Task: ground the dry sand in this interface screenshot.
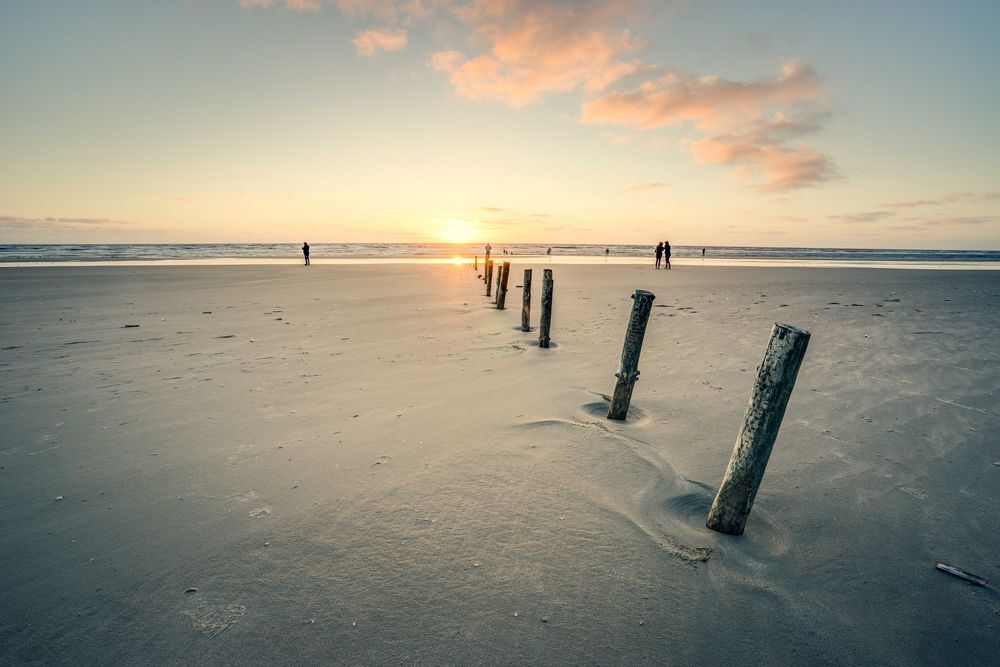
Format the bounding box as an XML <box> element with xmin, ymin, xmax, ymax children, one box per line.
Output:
<box><xmin>1</xmin><ymin>262</ymin><xmax>998</xmax><ymax>665</ymax></box>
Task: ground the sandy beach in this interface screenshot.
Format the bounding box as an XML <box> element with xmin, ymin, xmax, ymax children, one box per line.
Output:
<box><xmin>1</xmin><ymin>262</ymin><xmax>998</xmax><ymax>665</ymax></box>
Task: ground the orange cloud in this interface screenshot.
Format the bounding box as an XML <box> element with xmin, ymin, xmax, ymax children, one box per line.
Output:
<box><xmin>240</xmin><ymin>0</ymin><xmax>323</xmax><ymax>11</ymax></box>
<box><xmin>584</xmin><ymin>62</ymin><xmax>836</xmax><ymax>191</ymax></box>
<box><xmin>353</xmin><ymin>28</ymin><xmax>408</xmax><ymax>56</ymax></box>
<box><xmin>431</xmin><ymin>0</ymin><xmax>642</xmax><ymax>107</ymax></box>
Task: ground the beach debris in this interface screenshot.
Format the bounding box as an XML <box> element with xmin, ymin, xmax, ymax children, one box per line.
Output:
<box><xmin>184</xmin><ymin>588</ymin><xmax>198</xmax><ymax>594</ymax></box>
<box><xmin>249</xmin><ymin>338</ymin><xmax>255</xmax><ymax>343</ymax></box>
<box><xmin>936</xmin><ymin>562</ymin><xmax>989</xmax><ymax>587</ymax></box>
<box><xmin>513</xmin><ymin>612</ymin><xmax>519</xmax><ymax>617</ymax></box>
<box><xmin>202</xmin><ymin>311</ymin><xmax>212</xmax><ymax>314</ymax></box>
<box><xmin>55</xmin><ymin>496</ymin><xmax>64</xmax><ymax>501</ymax></box>
<box><xmin>541</xmin><ymin>616</ymin><xmax>550</xmax><ymax>623</ymax></box>
<box><xmin>991</xmin><ymin>461</ymin><xmax>1000</xmax><ymax>467</ymax></box>
<box><xmin>216</xmin><ymin>334</ymin><xmax>235</xmax><ymax>339</ymax></box>
<box><xmin>122</xmin><ymin>324</ymin><xmax>140</xmax><ymax>328</ymax></box>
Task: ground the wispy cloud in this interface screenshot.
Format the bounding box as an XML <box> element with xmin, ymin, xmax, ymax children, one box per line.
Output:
<box><xmin>920</xmin><ymin>216</ymin><xmax>995</xmax><ymax>226</ymax></box>
<box><xmin>240</xmin><ymin>0</ymin><xmax>322</xmax><ymax>11</ymax></box>
<box><xmin>880</xmin><ymin>191</ymin><xmax>1000</xmax><ymax>208</ymax></box>
<box><xmin>617</xmin><ymin>181</ymin><xmax>667</xmax><ymax>195</ymax></box>
<box><xmin>0</xmin><ymin>215</ymin><xmax>132</xmax><ymax>230</ymax></box>
<box><xmin>828</xmin><ymin>211</ymin><xmax>895</xmax><ymax>223</ymax></box>
<box><xmin>353</xmin><ymin>28</ymin><xmax>408</xmax><ymax>56</ymax></box>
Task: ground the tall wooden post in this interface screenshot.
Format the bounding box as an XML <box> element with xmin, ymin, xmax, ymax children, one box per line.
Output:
<box><xmin>607</xmin><ymin>290</ymin><xmax>655</xmax><ymax>420</ymax></box>
<box><xmin>485</xmin><ymin>261</ymin><xmax>493</xmax><ymax>297</ymax></box>
<box><xmin>496</xmin><ymin>262</ymin><xmax>511</xmax><ymax>309</ymax></box>
<box><xmin>538</xmin><ymin>269</ymin><xmax>553</xmax><ymax>348</ymax></box>
<box><xmin>495</xmin><ymin>264</ymin><xmax>503</xmax><ymax>304</ymax></box>
<box><xmin>521</xmin><ymin>269</ymin><xmax>532</xmax><ymax>331</ymax></box>
<box><xmin>484</xmin><ymin>252</ymin><xmax>491</xmax><ymax>283</ymax></box>
<box><xmin>706</xmin><ymin>323</ymin><xmax>811</xmax><ymax>535</ymax></box>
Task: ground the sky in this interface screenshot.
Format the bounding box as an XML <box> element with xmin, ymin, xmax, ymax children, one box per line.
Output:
<box><xmin>1</xmin><ymin>0</ymin><xmax>998</xmax><ymax>248</ymax></box>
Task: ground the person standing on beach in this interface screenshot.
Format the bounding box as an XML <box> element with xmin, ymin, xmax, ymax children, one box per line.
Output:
<box><xmin>302</xmin><ymin>241</ymin><xmax>310</xmax><ymax>266</ymax></box>
<box><xmin>664</xmin><ymin>241</ymin><xmax>672</xmax><ymax>269</ymax></box>
<box><xmin>485</xmin><ymin>242</ymin><xmax>492</xmax><ymax>256</ymax></box>
<box><xmin>546</xmin><ymin>247</ymin><xmax>551</xmax><ymax>255</ymax></box>
<box><xmin>655</xmin><ymin>241</ymin><xmax>663</xmax><ymax>269</ymax></box>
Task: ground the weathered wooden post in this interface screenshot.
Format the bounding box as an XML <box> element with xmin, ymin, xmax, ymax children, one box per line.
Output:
<box><xmin>496</xmin><ymin>262</ymin><xmax>511</xmax><ymax>309</ymax></box>
<box><xmin>607</xmin><ymin>290</ymin><xmax>655</xmax><ymax>420</ymax></box>
<box><xmin>474</xmin><ymin>255</ymin><xmax>478</xmax><ymax>271</ymax></box>
<box><xmin>495</xmin><ymin>264</ymin><xmax>503</xmax><ymax>304</ymax></box>
<box><xmin>538</xmin><ymin>269</ymin><xmax>553</xmax><ymax>348</ymax></box>
<box><xmin>706</xmin><ymin>323</ymin><xmax>811</xmax><ymax>535</ymax></box>
<box><xmin>484</xmin><ymin>252</ymin><xmax>491</xmax><ymax>283</ymax></box>
<box><xmin>520</xmin><ymin>269</ymin><xmax>532</xmax><ymax>331</ymax></box>
<box><xmin>485</xmin><ymin>261</ymin><xmax>493</xmax><ymax>297</ymax></box>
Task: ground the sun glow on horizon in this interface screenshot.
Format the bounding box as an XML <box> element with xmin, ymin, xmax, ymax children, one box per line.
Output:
<box><xmin>436</xmin><ymin>219</ymin><xmax>478</xmax><ymax>245</ymax></box>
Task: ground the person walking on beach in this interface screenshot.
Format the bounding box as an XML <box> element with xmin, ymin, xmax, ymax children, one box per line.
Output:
<box><xmin>302</xmin><ymin>241</ymin><xmax>310</xmax><ymax>266</ymax></box>
<box><xmin>655</xmin><ymin>241</ymin><xmax>663</xmax><ymax>269</ymax></box>
<box><xmin>664</xmin><ymin>241</ymin><xmax>672</xmax><ymax>269</ymax></box>
<box><xmin>546</xmin><ymin>247</ymin><xmax>551</xmax><ymax>255</ymax></box>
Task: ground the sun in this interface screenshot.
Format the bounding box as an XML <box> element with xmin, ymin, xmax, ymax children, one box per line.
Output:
<box><xmin>436</xmin><ymin>219</ymin><xmax>477</xmax><ymax>244</ymax></box>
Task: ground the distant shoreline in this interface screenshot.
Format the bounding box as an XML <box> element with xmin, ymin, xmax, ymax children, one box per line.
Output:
<box><xmin>2</xmin><ymin>256</ymin><xmax>999</xmax><ymax>270</ymax></box>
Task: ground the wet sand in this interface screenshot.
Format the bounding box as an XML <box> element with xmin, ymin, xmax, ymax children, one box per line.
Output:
<box><xmin>1</xmin><ymin>263</ymin><xmax>998</xmax><ymax>665</ymax></box>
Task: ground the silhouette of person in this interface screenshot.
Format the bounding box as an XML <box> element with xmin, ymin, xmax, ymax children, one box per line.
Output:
<box><xmin>302</xmin><ymin>241</ymin><xmax>310</xmax><ymax>266</ymax></box>
<box><xmin>655</xmin><ymin>242</ymin><xmax>663</xmax><ymax>269</ymax></box>
<box><xmin>485</xmin><ymin>243</ymin><xmax>492</xmax><ymax>255</ymax></box>
<box><xmin>664</xmin><ymin>241</ymin><xmax>672</xmax><ymax>269</ymax></box>
<box><xmin>605</xmin><ymin>248</ymin><xmax>610</xmax><ymax>257</ymax></box>
<box><xmin>702</xmin><ymin>247</ymin><xmax>706</xmax><ymax>257</ymax></box>
<box><xmin>546</xmin><ymin>247</ymin><xmax>551</xmax><ymax>255</ymax></box>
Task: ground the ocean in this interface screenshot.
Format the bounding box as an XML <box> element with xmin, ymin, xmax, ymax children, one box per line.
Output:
<box><xmin>1</xmin><ymin>243</ymin><xmax>999</xmax><ymax>267</ymax></box>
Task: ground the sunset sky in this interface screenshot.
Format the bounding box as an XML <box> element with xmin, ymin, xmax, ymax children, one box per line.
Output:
<box><xmin>1</xmin><ymin>1</ymin><xmax>998</xmax><ymax>248</ymax></box>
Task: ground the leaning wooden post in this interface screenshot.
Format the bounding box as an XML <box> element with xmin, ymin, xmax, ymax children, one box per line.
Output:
<box><xmin>520</xmin><ymin>269</ymin><xmax>532</xmax><ymax>331</ymax></box>
<box><xmin>607</xmin><ymin>290</ymin><xmax>655</xmax><ymax>420</ymax></box>
<box><xmin>485</xmin><ymin>261</ymin><xmax>493</xmax><ymax>297</ymax></box>
<box><xmin>496</xmin><ymin>262</ymin><xmax>511</xmax><ymax>309</ymax></box>
<box><xmin>706</xmin><ymin>323</ymin><xmax>811</xmax><ymax>535</ymax></box>
<box><xmin>495</xmin><ymin>264</ymin><xmax>503</xmax><ymax>304</ymax></box>
<box><xmin>538</xmin><ymin>269</ymin><xmax>553</xmax><ymax>348</ymax></box>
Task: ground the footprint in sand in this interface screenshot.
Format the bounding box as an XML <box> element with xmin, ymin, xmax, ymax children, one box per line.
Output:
<box><xmin>180</xmin><ymin>592</ymin><xmax>246</xmax><ymax>637</ymax></box>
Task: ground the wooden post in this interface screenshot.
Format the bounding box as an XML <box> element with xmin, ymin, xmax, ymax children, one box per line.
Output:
<box><xmin>495</xmin><ymin>264</ymin><xmax>503</xmax><ymax>304</ymax></box>
<box><xmin>474</xmin><ymin>255</ymin><xmax>478</xmax><ymax>271</ymax></box>
<box><xmin>521</xmin><ymin>269</ymin><xmax>532</xmax><ymax>331</ymax></box>
<box><xmin>538</xmin><ymin>269</ymin><xmax>553</xmax><ymax>348</ymax></box>
<box><xmin>496</xmin><ymin>262</ymin><xmax>511</xmax><ymax>309</ymax></box>
<box><xmin>484</xmin><ymin>252</ymin><xmax>491</xmax><ymax>283</ymax></box>
<box><xmin>706</xmin><ymin>323</ymin><xmax>811</xmax><ymax>535</ymax></box>
<box><xmin>607</xmin><ymin>290</ymin><xmax>655</xmax><ymax>420</ymax></box>
<box><xmin>485</xmin><ymin>261</ymin><xmax>493</xmax><ymax>297</ymax></box>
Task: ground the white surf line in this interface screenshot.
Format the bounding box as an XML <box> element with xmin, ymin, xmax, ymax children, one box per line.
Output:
<box><xmin>934</xmin><ymin>397</ymin><xmax>989</xmax><ymax>414</ymax></box>
<box><xmin>28</xmin><ymin>443</ymin><xmax>65</xmax><ymax>455</ymax></box>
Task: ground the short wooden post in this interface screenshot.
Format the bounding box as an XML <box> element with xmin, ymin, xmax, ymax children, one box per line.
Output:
<box><xmin>706</xmin><ymin>323</ymin><xmax>811</xmax><ymax>535</ymax></box>
<box><xmin>521</xmin><ymin>269</ymin><xmax>532</xmax><ymax>331</ymax></box>
<box><xmin>474</xmin><ymin>255</ymin><xmax>478</xmax><ymax>271</ymax></box>
<box><xmin>538</xmin><ymin>269</ymin><xmax>553</xmax><ymax>348</ymax></box>
<box><xmin>495</xmin><ymin>264</ymin><xmax>503</xmax><ymax>304</ymax></box>
<box><xmin>496</xmin><ymin>262</ymin><xmax>511</xmax><ymax>309</ymax></box>
<box><xmin>607</xmin><ymin>290</ymin><xmax>655</xmax><ymax>420</ymax></box>
<box><xmin>485</xmin><ymin>261</ymin><xmax>493</xmax><ymax>296</ymax></box>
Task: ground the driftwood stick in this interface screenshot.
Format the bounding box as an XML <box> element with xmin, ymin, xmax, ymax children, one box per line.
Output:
<box><xmin>496</xmin><ymin>262</ymin><xmax>511</xmax><ymax>309</ymax></box>
<box><xmin>607</xmin><ymin>290</ymin><xmax>655</xmax><ymax>420</ymax></box>
<box><xmin>521</xmin><ymin>268</ymin><xmax>532</xmax><ymax>331</ymax></box>
<box><xmin>538</xmin><ymin>269</ymin><xmax>553</xmax><ymax>348</ymax></box>
<box><xmin>485</xmin><ymin>261</ymin><xmax>493</xmax><ymax>297</ymax></box>
<box><xmin>706</xmin><ymin>323</ymin><xmax>811</xmax><ymax>535</ymax></box>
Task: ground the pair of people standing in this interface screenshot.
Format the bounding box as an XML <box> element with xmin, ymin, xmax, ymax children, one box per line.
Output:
<box><xmin>655</xmin><ymin>241</ymin><xmax>671</xmax><ymax>269</ymax></box>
